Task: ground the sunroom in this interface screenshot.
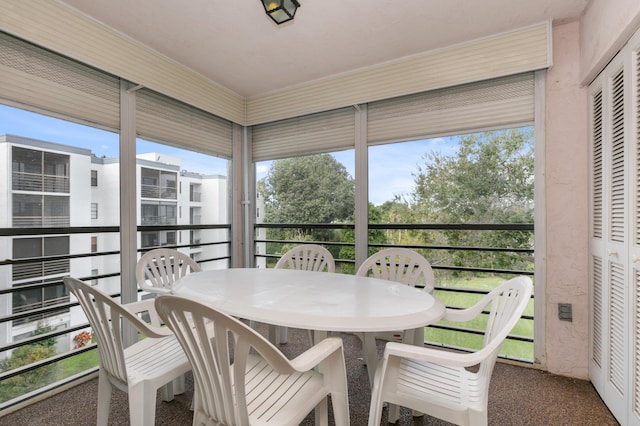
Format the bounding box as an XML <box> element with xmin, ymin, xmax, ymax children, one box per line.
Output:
<box><xmin>0</xmin><ymin>0</ymin><xmax>639</xmax><ymax>424</ymax></box>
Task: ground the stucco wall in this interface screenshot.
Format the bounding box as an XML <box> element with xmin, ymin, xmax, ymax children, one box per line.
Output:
<box><xmin>544</xmin><ymin>20</ymin><xmax>589</xmax><ymax>379</ymax></box>
<box><xmin>545</xmin><ymin>0</ymin><xmax>640</xmax><ymax>380</ymax></box>
<box><xmin>581</xmin><ymin>0</ymin><xmax>640</xmax><ymax>83</ymax></box>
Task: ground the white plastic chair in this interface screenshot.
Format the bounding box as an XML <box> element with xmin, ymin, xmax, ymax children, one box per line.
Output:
<box><xmin>275</xmin><ymin>243</ymin><xmax>336</xmax><ymax>273</ymax></box>
<box><xmin>357</xmin><ymin>247</ymin><xmax>435</xmax><ymax>292</ymax></box>
<box><xmin>356</xmin><ymin>248</ymin><xmax>436</xmax><ymax>380</ymax></box>
<box><xmin>368</xmin><ymin>275</ymin><xmax>533</xmax><ymax>426</ymax></box>
<box><xmin>63</xmin><ymin>277</ymin><xmax>191</xmax><ymax>426</ymax></box>
<box><xmin>136</xmin><ymin>248</ymin><xmax>201</xmax><ymax>295</ymax></box>
<box><xmin>155</xmin><ymin>294</ymin><xmax>350</xmax><ymax>426</ymax></box>
<box><xmin>271</xmin><ymin>244</ymin><xmax>335</xmax><ymax>344</ymax></box>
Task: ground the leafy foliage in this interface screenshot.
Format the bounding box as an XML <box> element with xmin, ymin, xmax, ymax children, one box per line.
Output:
<box><xmin>0</xmin><ymin>322</ymin><xmax>57</xmax><ymax>403</ymax></box>
<box><xmin>258</xmin><ymin>129</ymin><xmax>534</xmax><ymax>275</ymax></box>
<box><xmin>338</xmin><ymin>203</ymin><xmax>387</xmax><ymax>274</ymax></box>
<box><xmin>410</xmin><ymin>129</ymin><xmax>534</xmax><ymax>274</ymax></box>
<box><xmin>412</xmin><ymin>129</ymin><xmax>534</xmax><ymax>224</ymax></box>
<box><xmin>258</xmin><ymin>154</ymin><xmax>355</xmax><ymax>259</ymax></box>
<box><xmin>259</xmin><ymin>154</ymin><xmax>354</xmax><ymax>224</ymax></box>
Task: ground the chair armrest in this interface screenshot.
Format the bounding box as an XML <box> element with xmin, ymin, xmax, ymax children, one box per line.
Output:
<box><xmin>442</xmin><ymin>303</ymin><xmax>486</xmax><ymax>323</ymax></box>
<box><xmin>384</xmin><ymin>341</ymin><xmax>487</xmax><ymax>368</ymax></box>
<box><xmin>139</xmin><ymin>284</ymin><xmax>172</xmax><ymax>295</ymax></box>
<box><xmin>289</xmin><ymin>337</ymin><xmax>344</xmax><ymax>371</ymax></box>
<box><xmin>125</xmin><ymin>299</ymin><xmax>156</xmax><ymax>315</ymax></box>
<box><xmin>122</xmin><ymin>299</ymin><xmax>173</xmax><ymax>338</ymax></box>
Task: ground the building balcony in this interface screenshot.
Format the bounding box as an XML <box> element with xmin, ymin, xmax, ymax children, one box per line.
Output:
<box><xmin>140</xmin><ymin>184</ymin><xmax>177</xmax><ymax>199</ymax></box>
<box><xmin>140</xmin><ymin>216</ymin><xmax>177</xmax><ymax>226</ymax></box>
<box><xmin>12</xmin><ymin>259</ymin><xmax>70</xmax><ymax>281</ymax></box>
<box><xmin>12</xmin><ymin>172</ymin><xmax>70</xmax><ymax>193</ymax></box>
<box><xmin>12</xmin><ymin>216</ymin><xmax>70</xmax><ymax>228</ymax></box>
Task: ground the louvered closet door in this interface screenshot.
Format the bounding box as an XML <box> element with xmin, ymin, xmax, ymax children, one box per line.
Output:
<box><xmin>589</xmin><ymin>27</ymin><xmax>640</xmax><ymax>426</ymax></box>
<box><xmin>629</xmin><ymin>31</ymin><xmax>640</xmax><ymax>425</ymax></box>
<box><xmin>590</xmin><ymin>80</ymin><xmax>606</xmax><ymax>393</ymax></box>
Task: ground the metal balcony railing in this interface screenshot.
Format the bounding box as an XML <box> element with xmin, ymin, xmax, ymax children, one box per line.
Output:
<box><xmin>140</xmin><ymin>184</ymin><xmax>177</xmax><ymax>199</ymax></box>
<box><xmin>0</xmin><ymin>223</ymin><xmax>231</xmax><ymax>410</ymax></box>
<box><xmin>12</xmin><ymin>172</ymin><xmax>70</xmax><ymax>193</ymax></box>
<box><xmin>254</xmin><ymin>222</ymin><xmax>535</xmax><ymax>364</ymax></box>
<box><xmin>12</xmin><ymin>216</ymin><xmax>70</xmax><ymax>228</ymax></box>
<box><xmin>0</xmin><ymin>221</ymin><xmax>533</xmax><ymax>410</ymax></box>
<box><xmin>140</xmin><ymin>215</ymin><xmax>177</xmax><ymax>225</ymax></box>
<box><xmin>12</xmin><ymin>259</ymin><xmax>70</xmax><ymax>281</ymax></box>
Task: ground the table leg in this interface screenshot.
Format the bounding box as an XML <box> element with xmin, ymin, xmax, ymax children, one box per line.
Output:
<box><xmin>363</xmin><ymin>332</ymin><xmax>379</xmax><ymax>388</ymax></box>
<box><xmin>278</xmin><ymin>325</ymin><xmax>288</xmax><ymax>344</ymax></box>
<box><xmin>312</xmin><ymin>330</ymin><xmax>328</xmax><ymax>345</ymax></box>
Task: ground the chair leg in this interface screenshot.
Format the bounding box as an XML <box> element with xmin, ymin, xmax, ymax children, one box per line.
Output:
<box><xmin>314</xmin><ymin>397</ymin><xmax>328</xmax><ymax>426</ymax></box>
<box><xmin>173</xmin><ymin>374</ymin><xmax>186</xmax><ymax>394</ymax></box>
<box><xmin>128</xmin><ymin>382</ymin><xmax>157</xmax><ymax>426</ymax></box>
<box><xmin>367</xmin><ymin>386</ymin><xmax>384</xmax><ymax>426</ymax></box>
<box><xmin>160</xmin><ymin>374</ymin><xmax>186</xmax><ymax>401</ymax></box>
<box><xmin>467</xmin><ymin>408</ymin><xmax>488</xmax><ymax>426</ymax></box>
<box><xmin>160</xmin><ymin>381</ymin><xmax>175</xmax><ymax>402</ymax></box>
<box><xmin>388</xmin><ymin>403</ymin><xmax>401</xmax><ymax>424</ymax></box>
<box><xmin>330</xmin><ymin>390</ymin><xmax>350</xmax><ymax>426</ymax></box>
<box><xmin>96</xmin><ymin>371</ymin><xmax>112</xmax><ymax>426</ymax></box>
<box><xmin>278</xmin><ymin>326</ymin><xmax>288</xmax><ymax>344</ymax></box>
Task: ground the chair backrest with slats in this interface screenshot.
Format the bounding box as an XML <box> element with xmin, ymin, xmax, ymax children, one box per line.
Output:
<box><xmin>275</xmin><ymin>244</ymin><xmax>335</xmax><ymax>272</ymax></box>
<box><xmin>357</xmin><ymin>247</ymin><xmax>435</xmax><ymax>292</ymax></box>
<box><xmin>64</xmin><ymin>277</ymin><xmax>137</xmax><ymax>388</ymax></box>
<box><xmin>155</xmin><ymin>295</ymin><xmax>298</xmax><ymax>425</ymax></box>
<box><xmin>473</xmin><ymin>276</ymin><xmax>533</xmax><ymax>378</ymax></box>
<box><xmin>136</xmin><ymin>248</ymin><xmax>201</xmax><ymax>294</ymax></box>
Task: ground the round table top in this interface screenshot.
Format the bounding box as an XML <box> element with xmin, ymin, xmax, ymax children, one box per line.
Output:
<box><xmin>171</xmin><ymin>268</ymin><xmax>445</xmax><ymax>332</ymax></box>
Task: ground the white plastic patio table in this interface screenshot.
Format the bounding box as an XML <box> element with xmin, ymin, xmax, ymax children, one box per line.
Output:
<box><xmin>171</xmin><ymin>268</ymin><xmax>445</xmax><ymax>385</ymax></box>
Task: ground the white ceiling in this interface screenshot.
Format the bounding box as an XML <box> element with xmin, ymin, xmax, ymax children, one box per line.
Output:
<box><xmin>58</xmin><ymin>0</ymin><xmax>589</xmax><ymax>98</ymax></box>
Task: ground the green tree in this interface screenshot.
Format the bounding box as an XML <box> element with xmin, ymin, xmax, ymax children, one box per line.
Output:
<box><xmin>258</xmin><ymin>154</ymin><xmax>355</xmax><ymax>260</ymax></box>
<box><xmin>338</xmin><ymin>203</ymin><xmax>388</xmax><ymax>274</ymax></box>
<box><xmin>411</xmin><ymin>129</ymin><xmax>534</xmax><ymax>273</ymax></box>
<box><xmin>259</xmin><ymin>154</ymin><xmax>354</xmax><ymax>224</ymax></box>
<box><xmin>0</xmin><ymin>322</ymin><xmax>57</xmax><ymax>403</ymax></box>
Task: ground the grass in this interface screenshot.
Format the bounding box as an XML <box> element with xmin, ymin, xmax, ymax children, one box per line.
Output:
<box><xmin>56</xmin><ymin>348</ymin><xmax>99</xmax><ymax>377</ymax></box>
<box><xmin>0</xmin><ymin>348</ymin><xmax>100</xmax><ymax>404</ymax></box>
<box><xmin>424</xmin><ymin>275</ymin><xmax>534</xmax><ymax>361</ymax></box>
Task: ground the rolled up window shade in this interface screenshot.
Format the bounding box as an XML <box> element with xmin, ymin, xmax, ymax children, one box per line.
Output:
<box><xmin>252</xmin><ymin>106</ymin><xmax>355</xmax><ymax>162</ymax></box>
<box><xmin>0</xmin><ymin>31</ymin><xmax>120</xmax><ymax>130</ymax></box>
<box><xmin>136</xmin><ymin>88</ymin><xmax>233</xmax><ymax>159</ymax></box>
<box><xmin>367</xmin><ymin>72</ymin><xmax>534</xmax><ymax>145</ymax></box>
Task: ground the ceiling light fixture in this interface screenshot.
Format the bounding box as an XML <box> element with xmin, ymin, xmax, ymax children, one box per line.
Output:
<box><xmin>261</xmin><ymin>0</ymin><xmax>300</xmax><ymax>25</ymax></box>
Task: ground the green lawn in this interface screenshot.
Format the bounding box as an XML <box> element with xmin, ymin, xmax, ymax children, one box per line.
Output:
<box><xmin>424</xmin><ymin>275</ymin><xmax>534</xmax><ymax>361</ymax></box>
<box><xmin>55</xmin><ymin>347</ymin><xmax>100</xmax><ymax>377</ymax></box>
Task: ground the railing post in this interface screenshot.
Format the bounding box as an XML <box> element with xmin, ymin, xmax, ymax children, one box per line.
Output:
<box><xmin>119</xmin><ymin>79</ymin><xmax>139</xmax><ymax>348</ymax></box>
<box><xmin>354</xmin><ymin>104</ymin><xmax>368</xmax><ymax>268</ymax></box>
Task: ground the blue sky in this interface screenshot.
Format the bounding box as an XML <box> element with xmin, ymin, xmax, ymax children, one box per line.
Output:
<box><xmin>255</xmin><ymin>137</ymin><xmax>455</xmax><ymax>205</ymax></box>
<box><xmin>1</xmin><ymin>104</ymin><xmax>454</xmax><ymax>205</ymax></box>
<box><xmin>0</xmin><ymin>104</ymin><xmax>229</xmax><ymax>176</ymax></box>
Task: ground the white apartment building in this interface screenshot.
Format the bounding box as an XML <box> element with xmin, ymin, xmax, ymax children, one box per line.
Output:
<box><xmin>0</xmin><ymin>133</ymin><xmax>229</xmax><ymax>355</ymax></box>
